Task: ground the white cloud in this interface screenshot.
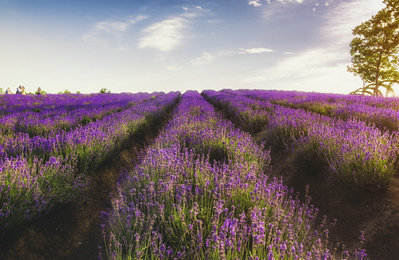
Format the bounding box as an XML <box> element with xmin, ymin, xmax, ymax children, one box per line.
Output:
<box><xmin>92</xmin><ymin>15</ymin><xmax>147</xmax><ymax>34</ymax></box>
<box><xmin>182</xmin><ymin>12</ymin><xmax>200</xmax><ymax>18</ymax></box>
<box><xmin>138</xmin><ymin>17</ymin><xmax>186</xmax><ymax>52</ymax></box>
<box><xmin>244</xmin><ymin>62</ymin><xmax>362</xmax><ymax>94</ymax></box>
<box><xmin>283</xmin><ymin>51</ymin><xmax>294</xmax><ymax>55</ymax></box>
<box><xmin>322</xmin><ymin>0</ymin><xmax>384</xmax><ymax>46</ymax></box>
<box><xmin>259</xmin><ymin>48</ymin><xmax>347</xmax><ymax>81</ymax></box>
<box><xmin>249</xmin><ymin>0</ymin><xmax>263</xmax><ymax>7</ymax></box>
<box><xmin>252</xmin><ymin>0</ymin><xmax>304</xmax><ymax>5</ymax></box>
<box><xmin>261</xmin><ymin>0</ymin><xmax>307</xmax><ymax>18</ymax></box>
<box><xmin>246</xmin><ymin>0</ymin><xmax>384</xmax><ymax>93</ymax></box>
<box><xmin>242</xmin><ymin>47</ymin><xmax>362</xmax><ymax>93</ymax></box>
<box><xmin>128</xmin><ymin>15</ymin><xmax>148</xmax><ymax>24</ymax></box>
<box><xmin>82</xmin><ymin>15</ymin><xmax>148</xmax><ymax>46</ymax></box>
<box><xmin>239</xmin><ymin>47</ymin><xmax>273</xmax><ymax>54</ymax></box>
<box><xmin>190</xmin><ymin>52</ymin><xmax>215</xmax><ymax>65</ymax></box>
<box><xmin>138</xmin><ymin>5</ymin><xmax>208</xmax><ymax>52</ymax></box>
<box><xmin>250</xmin><ymin>0</ymin><xmax>306</xmax><ymax>7</ymax></box>
<box><xmin>181</xmin><ymin>5</ymin><xmax>208</xmax><ymax>18</ymax></box>
<box><xmin>276</xmin><ymin>0</ymin><xmax>304</xmax><ymax>4</ymax></box>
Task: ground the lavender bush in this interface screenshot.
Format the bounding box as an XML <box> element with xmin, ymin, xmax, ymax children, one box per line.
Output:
<box><xmin>203</xmin><ymin>90</ymin><xmax>398</xmax><ymax>191</ymax></box>
<box><xmin>245</xmin><ymin>90</ymin><xmax>399</xmax><ymax>132</ymax></box>
<box><xmin>0</xmin><ymin>92</ymin><xmax>180</xmax><ymax>232</ymax></box>
<box><xmin>102</xmin><ymin>91</ymin><xmax>366</xmax><ymax>259</ymax></box>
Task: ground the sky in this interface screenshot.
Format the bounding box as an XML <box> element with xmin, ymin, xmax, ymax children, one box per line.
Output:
<box><xmin>0</xmin><ymin>0</ymin><xmax>385</xmax><ymax>94</ymax></box>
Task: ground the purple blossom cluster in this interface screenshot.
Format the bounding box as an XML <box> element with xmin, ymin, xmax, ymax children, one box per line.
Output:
<box><xmin>0</xmin><ymin>155</ymin><xmax>84</xmax><ymax>229</ymax></box>
<box><xmin>0</xmin><ymin>92</ymin><xmax>180</xmax><ymax>232</ymax></box>
<box><xmin>203</xmin><ymin>90</ymin><xmax>398</xmax><ymax>191</ymax></box>
<box><xmin>102</xmin><ymin>91</ymin><xmax>365</xmax><ymax>259</ymax></box>
<box><xmin>239</xmin><ymin>89</ymin><xmax>399</xmax><ymax>110</ymax></box>
<box><xmin>0</xmin><ymin>93</ymin><xmax>159</xmax><ymax>136</ymax></box>
<box><xmin>0</xmin><ymin>92</ymin><xmax>158</xmax><ymax>115</ymax></box>
<box><xmin>202</xmin><ymin>90</ymin><xmax>273</xmax><ymax>134</ymax></box>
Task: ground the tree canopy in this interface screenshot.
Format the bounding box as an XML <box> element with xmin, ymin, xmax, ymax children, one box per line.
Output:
<box><xmin>100</xmin><ymin>88</ymin><xmax>111</xmax><ymax>94</ymax></box>
<box><xmin>348</xmin><ymin>0</ymin><xmax>399</xmax><ymax>96</ymax></box>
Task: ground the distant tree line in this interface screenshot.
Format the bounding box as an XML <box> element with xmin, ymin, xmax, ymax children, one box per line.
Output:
<box><xmin>0</xmin><ymin>86</ymin><xmax>45</xmax><ymax>95</ymax></box>
<box><xmin>1</xmin><ymin>87</ymin><xmax>112</xmax><ymax>95</ymax></box>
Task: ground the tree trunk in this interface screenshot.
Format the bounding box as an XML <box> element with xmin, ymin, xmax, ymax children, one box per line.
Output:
<box><xmin>374</xmin><ymin>50</ymin><xmax>383</xmax><ymax>97</ymax></box>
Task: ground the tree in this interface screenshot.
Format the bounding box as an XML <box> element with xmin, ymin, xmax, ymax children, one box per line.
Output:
<box><xmin>58</xmin><ymin>89</ymin><xmax>71</xmax><ymax>94</ymax></box>
<box><xmin>348</xmin><ymin>0</ymin><xmax>399</xmax><ymax>96</ymax></box>
<box><xmin>99</xmin><ymin>88</ymin><xmax>111</xmax><ymax>93</ymax></box>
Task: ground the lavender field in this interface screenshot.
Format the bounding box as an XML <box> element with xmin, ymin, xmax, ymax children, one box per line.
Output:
<box><xmin>1</xmin><ymin>90</ymin><xmax>399</xmax><ymax>259</ymax></box>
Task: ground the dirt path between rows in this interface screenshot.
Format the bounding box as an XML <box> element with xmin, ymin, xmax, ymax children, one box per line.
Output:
<box><xmin>0</xmin><ymin>110</ymin><xmax>175</xmax><ymax>260</ymax></box>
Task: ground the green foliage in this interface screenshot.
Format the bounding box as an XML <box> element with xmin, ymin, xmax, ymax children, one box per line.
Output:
<box><xmin>100</xmin><ymin>88</ymin><xmax>111</xmax><ymax>94</ymax></box>
<box><xmin>35</xmin><ymin>90</ymin><xmax>46</xmax><ymax>95</ymax></box>
<box><xmin>348</xmin><ymin>0</ymin><xmax>399</xmax><ymax>96</ymax></box>
<box><xmin>58</xmin><ymin>89</ymin><xmax>71</xmax><ymax>94</ymax></box>
<box><xmin>0</xmin><ymin>88</ymin><xmax>3</xmax><ymax>94</ymax></box>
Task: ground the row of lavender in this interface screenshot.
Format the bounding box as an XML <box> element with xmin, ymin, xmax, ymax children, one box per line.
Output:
<box><xmin>0</xmin><ymin>93</ymin><xmax>159</xmax><ymax>136</ymax></box>
<box><xmin>101</xmin><ymin>91</ymin><xmax>365</xmax><ymax>259</ymax></box>
<box><xmin>0</xmin><ymin>92</ymin><xmax>154</xmax><ymax>114</ymax></box>
<box><xmin>243</xmin><ymin>90</ymin><xmax>399</xmax><ymax>110</ymax></box>
<box><xmin>0</xmin><ymin>92</ymin><xmax>180</xmax><ymax>232</ymax></box>
<box><xmin>203</xmin><ymin>90</ymin><xmax>398</xmax><ymax>192</ymax></box>
<box><xmin>242</xmin><ymin>89</ymin><xmax>399</xmax><ymax>132</ymax></box>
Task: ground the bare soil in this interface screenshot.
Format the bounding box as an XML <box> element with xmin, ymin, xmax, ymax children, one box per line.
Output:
<box><xmin>0</xmin><ymin>111</ymin><xmax>174</xmax><ymax>260</ymax></box>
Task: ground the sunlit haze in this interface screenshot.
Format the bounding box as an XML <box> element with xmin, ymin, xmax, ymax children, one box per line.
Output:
<box><xmin>0</xmin><ymin>0</ymin><xmax>385</xmax><ymax>94</ymax></box>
